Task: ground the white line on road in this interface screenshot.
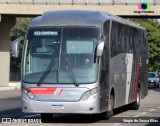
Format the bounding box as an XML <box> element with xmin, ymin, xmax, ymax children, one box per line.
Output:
<box><xmin>139</xmin><ymin>112</ymin><xmax>147</xmax><ymax>115</ymax></box>
<box><xmin>133</xmin><ymin>114</ymin><xmax>140</xmax><ymax>117</ymax></box>
<box><xmin>111</xmin><ymin>123</ymin><xmax>122</xmax><ymax>126</ymax></box>
<box><xmin>157</xmin><ymin>106</ymin><xmax>160</xmax><ymax>109</ymax></box>
<box><xmin>149</xmin><ymin>109</ymin><xmax>156</xmax><ymax>112</ymax></box>
<box><xmin>134</xmin><ymin>111</ymin><xmax>148</xmax><ymax>117</ymax></box>
<box><xmin>21</xmin><ymin>114</ymin><xmax>40</xmax><ymax>119</ymax></box>
<box><xmin>115</xmin><ymin>124</ymin><xmax>121</xmax><ymax>126</ymax></box>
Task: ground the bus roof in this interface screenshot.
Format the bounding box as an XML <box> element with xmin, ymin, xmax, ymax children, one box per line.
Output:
<box><xmin>29</xmin><ymin>10</ymin><xmax>145</xmax><ymax>30</ymax></box>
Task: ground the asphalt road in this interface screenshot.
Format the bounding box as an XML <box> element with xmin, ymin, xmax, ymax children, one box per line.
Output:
<box><xmin>0</xmin><ymin>88</ymin><xmax>160</xmax><ymax>126</ymax></box>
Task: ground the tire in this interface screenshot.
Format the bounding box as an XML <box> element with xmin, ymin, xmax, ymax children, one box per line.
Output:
<box><xmin>41</xmin><ymin>113</ymin><xmax>53</xmax><ymax>123</ymax></box>
<box><xmin>157</xmin><ymin>83</ymin><xmax>159</xmax><ymax>88</ymax></box>
<box><xmin>131</xmin><ymin>88</ymin><xmax>140</xmax><ymax>110</ymax></box>
<box><xmin>101</xmin><ymin>94</ymin><xmax>114</xmax><ymax>119</ymax></box>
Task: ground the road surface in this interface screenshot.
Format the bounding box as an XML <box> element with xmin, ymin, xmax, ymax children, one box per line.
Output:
<box><xmin>0</xmin><ymin>88</ymin><xmax>160</xmax><ymax>126</ymax></box>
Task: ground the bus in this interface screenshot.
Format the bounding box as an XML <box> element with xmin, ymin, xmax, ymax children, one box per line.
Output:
<box><xmin>12</xmin><ymin>10</ymin><xmax>148</xmax><ymax>120</ymax></box>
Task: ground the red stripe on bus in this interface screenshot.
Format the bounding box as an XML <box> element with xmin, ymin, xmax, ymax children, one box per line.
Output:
<box><xmin>59</xmin><ymin>88</ymin><xmax>64</xmax><ymax>94</ymax></box>
<box><xmin>28</xmin><ymin>87</ymin><xmax>57</xmax><ymax>94</ymax></box>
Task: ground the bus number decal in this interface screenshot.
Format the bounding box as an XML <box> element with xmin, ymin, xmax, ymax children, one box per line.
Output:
<box><xmin>69</xmin><ymin>92</ymin><xmax>81</xmax><ymax>96</ymax></box>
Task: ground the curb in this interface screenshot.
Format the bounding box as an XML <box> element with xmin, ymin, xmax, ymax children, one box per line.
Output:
<box><xmin>0</xmin><ymin>82</ymin><xmax>21</xmax><ymax>91</ymax></box>
<box><xmin>0</xmin><ymin>86</ymin><xmax>16</xmax><ymax>91</ymax></box>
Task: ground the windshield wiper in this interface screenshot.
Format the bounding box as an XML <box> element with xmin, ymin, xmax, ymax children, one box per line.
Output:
<box><xmin>65</xmin><ymin>58</ymin><xmax>79</xmax><ymax>87</ymax></box>
<box><xmin>37</xmin><ymin>53</ymin><xmax>56</xmax><ymax>86</ymax></box>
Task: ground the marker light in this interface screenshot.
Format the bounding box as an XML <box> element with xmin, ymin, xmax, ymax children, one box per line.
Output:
<box><xmin>22</xmin><ymin>88</ymin><xmax>36</xmax><ymax>100</ymax></box>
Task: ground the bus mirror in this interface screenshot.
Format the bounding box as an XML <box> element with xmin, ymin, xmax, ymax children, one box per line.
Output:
<box><xmin>12</xmin><ymin>36</ymin><xmax>25</xmax><ymax>58</ymax></box>
<box><xmin>96</xmin><ymin>41</ymin><xmax>104</xmax><ymax>57</ymax></box>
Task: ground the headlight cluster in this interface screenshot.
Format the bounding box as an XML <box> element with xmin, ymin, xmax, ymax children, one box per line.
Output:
<box><xmin>150</xmin><ymin>79</ymin><xmax>159</xmax><ymax>83</ymax></box>
<box><xmin>80</xmin><ymin>87</ymin><xmax>98</xmax><ymax>101</ymax></box>
<box><xmin>22</xmin><ymin>88</ymin><xmax>36</xmax><ymax>100</ymax></box>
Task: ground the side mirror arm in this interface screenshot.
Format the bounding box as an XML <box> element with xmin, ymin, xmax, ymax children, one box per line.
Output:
<box><xmin>12</xmin><ymin>36</ymin><xmax>25</xmax><ymax>58</ymax></box>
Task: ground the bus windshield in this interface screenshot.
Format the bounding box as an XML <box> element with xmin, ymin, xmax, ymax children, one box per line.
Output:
<box><xmin>23</xmin><ymin>27</ymin><xmax>100</xmax><ymax>84</ymax></box>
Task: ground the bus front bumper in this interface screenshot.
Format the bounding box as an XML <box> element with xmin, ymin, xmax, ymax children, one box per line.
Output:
<box><xmin>22</xmin><ymin>92</ymin><xmax>101</xmax><ymax>114</ymax></box>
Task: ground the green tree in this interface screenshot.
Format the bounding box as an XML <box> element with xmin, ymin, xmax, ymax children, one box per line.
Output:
<box><xmin>10</xmin><ymin>18</ymin><xmax>31</xmax><ymax>71</ymax></box>
<box><xmin>131</xmin><ymin>19</ymin><xmax>160</xmax><ymax>72</ymax></box>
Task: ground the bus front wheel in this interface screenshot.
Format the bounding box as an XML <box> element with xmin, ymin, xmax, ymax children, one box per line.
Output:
<box><xmin>107</xmin><ymin>95</ymin><xmax>114</xmax><ymax>118</ymax></box>
<box><xmin>101</xmin><ymin>94</ymin><xmax>114</xmax><ymax>119</ymax></box>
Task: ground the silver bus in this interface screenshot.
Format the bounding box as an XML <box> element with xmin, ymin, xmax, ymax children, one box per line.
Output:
<box><xmin>12</xmin><ymin>10</ymin><xmax>148</xmax><ymax>120</ymax></box>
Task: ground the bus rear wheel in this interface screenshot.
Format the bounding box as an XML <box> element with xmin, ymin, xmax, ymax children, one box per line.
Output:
<box><xmin>131</xmin><ymin>88</ymin><xmax>140</xmax><ymax>110</ymax></box>
<box><xmin>41</xmin><ymin>113</ymin><xmax>53</xmax><ymax>122</ymax></box>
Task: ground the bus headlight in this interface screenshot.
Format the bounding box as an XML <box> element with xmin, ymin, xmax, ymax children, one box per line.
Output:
<box><xmin>80</xmin><ymin>87</ymin><xmax>98</xmax><ymax>101</ymax></box>
<box><xmin>22</xmin><ymin>88</ymin><xmax>36</xmax><ymax>100</ymax></box>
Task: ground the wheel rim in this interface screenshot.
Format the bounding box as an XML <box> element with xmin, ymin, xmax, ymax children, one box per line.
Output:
<box><xmin>109</xmin><ymin>96</ymin><xmax>113</xmax><ymax>111</ymax></box>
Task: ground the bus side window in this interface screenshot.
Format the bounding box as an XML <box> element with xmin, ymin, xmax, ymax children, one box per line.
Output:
<box><xmin>111</xmin><ymin>22</ymin><xmax>117</xmax><ymax>57</ymax></box>
<box><xmin>111</xmin><ymin>22</ymin><xmax>123</xmax><ymax>56</ymax></box>
<box><xmin>103</xmin><ymin>21</ymin><xmax>110</xmax><ymax>72</ymax></box>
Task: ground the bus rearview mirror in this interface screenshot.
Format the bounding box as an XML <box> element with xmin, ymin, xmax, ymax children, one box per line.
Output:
<box><xmin>96</xmin><ymin>41</ymin><xmax>104</xmax><ymax>57</ymax></box>
<box><xmin>12</xmin><ymin>36</ymin><xmax>25</xmax><ymax>58</ymax></box>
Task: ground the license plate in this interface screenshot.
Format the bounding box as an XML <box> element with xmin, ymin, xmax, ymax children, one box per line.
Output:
<box><xmin>51</xmin><ymin>105</ymin><xmax>64</xmax><ymax>110</ymax></box>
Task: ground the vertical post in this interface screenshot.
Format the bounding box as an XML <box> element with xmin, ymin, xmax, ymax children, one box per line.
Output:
<box><xmin>0</xmin><ymin>16</ymin><xmax>16</xmax><ymax>87</ymax></box>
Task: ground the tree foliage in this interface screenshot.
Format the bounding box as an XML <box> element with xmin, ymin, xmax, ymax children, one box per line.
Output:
<box><xmin>131</xmin><ymin>19</ymin><xmax>160</xmax><ymax>72</ymax></box>
<box><xmin>10</xmin><ymin>18</ymin><xmax>31</xmax><ymax>71</ymax></box>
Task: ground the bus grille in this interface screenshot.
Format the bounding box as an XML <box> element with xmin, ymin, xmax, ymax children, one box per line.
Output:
<box><xmin>35</xmin><ymin>98</ymin><xmax>78</xmax><ymax>102</ymax></box>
